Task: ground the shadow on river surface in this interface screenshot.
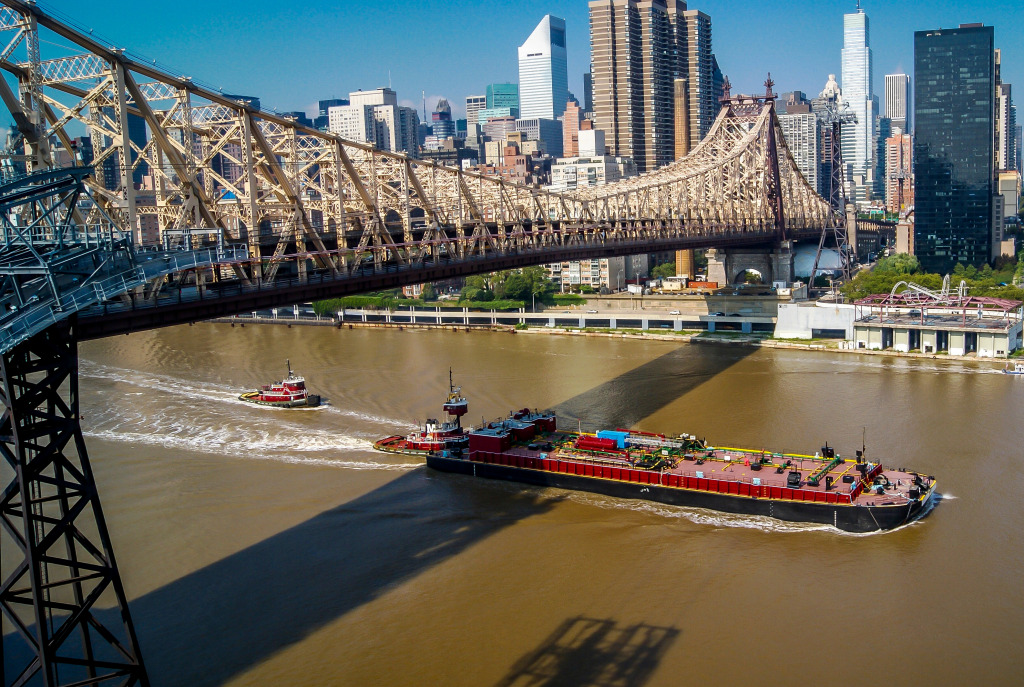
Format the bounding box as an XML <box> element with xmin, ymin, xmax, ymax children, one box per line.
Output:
<box><xmin>493</xmin><ymin>616</ymin><xmax>680</xmax><ymax>687</ymax></box>
<box><xmin>136</xmin><ymin>343</ymin><xmax>749</xmax><ymax>684</ymax></box>
<box><xmin>552</xmin><ymin>342</ymin><xmax>755</xmax><ymax>430</ymax></box>
<box><xmin>1</xmin><ymin>343</ymin><xmax>750</xmax><ymax>685</ymax></box>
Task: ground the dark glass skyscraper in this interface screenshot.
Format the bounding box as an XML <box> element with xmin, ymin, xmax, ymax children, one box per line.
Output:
<box><xmin>913</xmin><ymin>25</ymin><xmax>995</xmax><ymax>273</ymax></box>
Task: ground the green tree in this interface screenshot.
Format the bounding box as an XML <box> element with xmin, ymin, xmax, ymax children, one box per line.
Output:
<box><xmin>651</xmin><ymin>262</ymin><xmax>676</xmax><ymax>280</ymax></box>
<box><xmin>460</xmin><ymin>286</ymin><xmax>487</xmax><ymax>302</ymax></box>
<box><xmin>465</xmin><ymin>275</ymin><xmax>487</xmax><ymax>290</ymax></box>
<box><xmin>874</xmin><ymin>253</ymin><xmax>920</xmax><ymax>274</ymax></box>
<box><xmin>503</xmin><ymin>273</ymin><xmax>531</xmax><ymax>301</ymax></box>
<box><xmin>489</xmin><ymin>270</ymin><xmax>512</xmax><ymax>299</ymax></box>
<box><xmin>421</xmin><ymin>283</ymin><xmax>437</xmax><ymax>301</ymax></box>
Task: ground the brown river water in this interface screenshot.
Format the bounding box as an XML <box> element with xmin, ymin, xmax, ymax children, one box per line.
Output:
<box><xmin>73</xmin><ymin>323</ymin><xmax>1023</xmax><ymax>686</ymax></box>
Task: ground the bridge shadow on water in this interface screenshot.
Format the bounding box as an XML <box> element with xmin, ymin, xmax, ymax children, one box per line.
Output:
<box><xmin>552</xmin><ymin>342</ymin><xmax>756</xmax><ymax>432</ymax></box>
<box><xmin>127</xmin><ymin>472</ymin><xmax>563</xmax><ymax>685</ymax></box>
<box><xmin>493</xmin><ymin>616</ymin><xmax>680</xmax><ymax>687</ymax></box>
<box><xmin>25</xmin><ymin>342</ymin><xmax>749</xmax><ymax>685</ymax></box>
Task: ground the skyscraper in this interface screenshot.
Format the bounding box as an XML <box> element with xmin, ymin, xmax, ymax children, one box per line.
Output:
<box><xmin>841</xmin><ymin>4</ymin><xmax>876</xmax><ymax>208</ymax></box>
<box><xmin>315</xmin><ymin>98</ymin><xmax>348</xmax><ymax>130</ymax></box>
<box><xmin>995</xmin><ymin>82</ymin><xmax>1014</xmax><ymax>171</ymax></box>
<box><xmin>872</xmin><ymin>116</ymin><xmax>891</xmax><ymax>203</ymax></box>
<box><xmin>681</xmin><ymin>9</ymin><xmax>715</xmax><ymax>151</ymax></box>
<box><xmin>885</xmin><ymin>133</ymin><xmax>913</xmax><ymax>214</ymax></box>
<box><xmin>465</xmin><ymin>96</ymin><xmax>486</xmax><ymax>131</ymax></box>
<box><xmin>884</xmin><ymin>73</ymin><xmax>910</xmax><ymax>134</ymax></box>
<box><xmin>486</xmin><ymin>83</ymin><xmax>519</xmax><ymax>110</ymax></box>
<box><xmin>563</xmin><ymin>100</ymin><xmax>584</xmax><ymax>157</ymax></box>
<box><xmin>329</xmin><ymin>88</ymin><xmax>418</xmax><ymax>153</ymax></box>
<box><xmin>583</xmin><ymin>72</ymin><xmax>594</xmax><ymax>114</ymax></box>
<box><xmin>589</xmin><ymin>0</ymin><xmax>715</xmax><ymax>172</ymax></box>
<box><xmin>518</xmin><ymin>15</ymin><xmax>569</xmax><ymax>121</ymax></box>
<box><xmin>778</xmin><ymin>111</ymin><xmax>819</xmax><ymax>191</ymax></box>
<box><xmin>431</xmin><ymin>99</ymin><xmax>455</xmax><ymax>141</ymax></box>
<box><xmin>914</xmin><ymin>24</ymin><xmax>995</xmax><ymax>272</ymax></box>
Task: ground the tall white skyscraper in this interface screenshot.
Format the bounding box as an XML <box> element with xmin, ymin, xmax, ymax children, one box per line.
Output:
<box><xmin>841</xmin><ymin>4</ymin><xmax>875</xmax><ymax>207</ymax></box>
<box><xmin>884</xmin><ymin>73</ymin><xmax>910</xmax><ymax>134</ymax></box>
<box><xmin>518</xmin><ymin>15</ymin><xmax>569</xmax><ymax>121</ymax></box>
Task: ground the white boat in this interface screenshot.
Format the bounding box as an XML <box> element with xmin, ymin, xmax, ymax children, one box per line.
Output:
<box><xmin>1002</xmin><ymin>362</ymin><xmax>1024</xmax><ymax>375</ymax></box>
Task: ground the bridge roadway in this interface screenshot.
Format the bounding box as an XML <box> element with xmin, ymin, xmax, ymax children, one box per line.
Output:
<box><xmin>76</xmin><ymin>225</ymin><xmax>821</xmax><ymax>342</ymax></box>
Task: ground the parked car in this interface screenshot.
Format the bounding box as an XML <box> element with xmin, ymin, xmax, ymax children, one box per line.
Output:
<box><xmin>669</xmin><ymin>310</ymin><xmax>681</xmax><ymax>315</ymax></box>
<box><xmin>709</xmin><ymin>312</ymin><xmax>725</xmax><ymax>317</ymax></box>
<box><xmin>586</xmin><ymin>309</ymin><xmax>598</xmax><ymax>313</ymax></box>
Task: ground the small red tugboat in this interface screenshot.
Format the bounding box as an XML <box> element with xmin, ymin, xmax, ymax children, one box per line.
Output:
<box><xmin>374</xmin><ymin>370</ymin><xmax>469</xmax><ymax>455</ymax></box>
<box><xmin>239</xmin><ymin>360</ymin><xmax>321</xmax><ymax>408</ymax></box>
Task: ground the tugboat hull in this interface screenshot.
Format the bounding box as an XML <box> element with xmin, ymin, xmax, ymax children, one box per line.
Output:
<box><xmin>238</xmin><ymin>392</ymin><xmax>321</xmax><ymax>408</ymax></box>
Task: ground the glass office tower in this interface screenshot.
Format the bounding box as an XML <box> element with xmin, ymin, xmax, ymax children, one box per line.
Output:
<box><xmin>914</xmin><ymin>25</ymin><xmax>995</xmax><ymax>272</ymax></box>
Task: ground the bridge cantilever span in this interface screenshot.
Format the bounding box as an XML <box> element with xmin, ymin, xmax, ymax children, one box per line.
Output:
<box><xmin>0</xmin><ymin>0</ymin><xmax>838</xmax><ymax>293</ymax></box>
<box><xmin>0</xmin><ymin>2</ymin><xmax>844</xmax><ymax>684</ymax></box>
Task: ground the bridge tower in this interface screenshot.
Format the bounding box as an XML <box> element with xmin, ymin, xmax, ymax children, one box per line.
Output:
<box><xmin>0</xmin><ymin>169</ymin><xmax>148</xmax><ymax>686</ymax></box>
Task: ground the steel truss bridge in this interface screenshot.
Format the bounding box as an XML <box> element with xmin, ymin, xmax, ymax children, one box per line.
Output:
<box><xmin>0</xmin><ymin>1</ymin><xmax>841</xmax><ymax>684</ymax></box>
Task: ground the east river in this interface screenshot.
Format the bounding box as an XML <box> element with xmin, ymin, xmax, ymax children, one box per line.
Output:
<box><xmin>77</xmin><ymin>323</ymin><xmax>1023</xmax><ymax>686</ymax></box>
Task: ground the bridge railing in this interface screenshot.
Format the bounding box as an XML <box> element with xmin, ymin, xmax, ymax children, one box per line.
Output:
<box><xmin>0</xmin><ymin>245</ymin><xmax>248</xmax><ymax>354</ymax></box>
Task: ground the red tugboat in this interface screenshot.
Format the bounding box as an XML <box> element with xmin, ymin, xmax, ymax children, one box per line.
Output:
<box><xmin>238</xmin><ymin>360</ymin><xmax>321</xmax><ymax>408</ymax></box>
<box><xmin>374</xmin><ymin>370</ymin><xmax>470</xmax><ymax>455</ymax></box>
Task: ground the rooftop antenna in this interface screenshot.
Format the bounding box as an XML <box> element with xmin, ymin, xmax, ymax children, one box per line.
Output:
<box><xmin>388</xmin><ymin>70</ymin><xmax>392</xmax><ymax>89</ymax></box>
<box><xmin>422</xmin><ymin>90</ymin><xmax>427</xmax><ymax>123</ymax></box>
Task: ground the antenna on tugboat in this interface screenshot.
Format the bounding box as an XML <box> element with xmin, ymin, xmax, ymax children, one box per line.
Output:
<box><xmin>449</xmin><ymin>366</ymin><xmax>454</xmax><ymax>392</ymax></box>
<box><xmin>862</xmin><ymin>426</ymin><xmax>867</xmax><ymax>460</ymax></box>
<box><xmin>287</xmin><ymin>359</ymin><xmax>291</xmax><ymax>377</ymax></box>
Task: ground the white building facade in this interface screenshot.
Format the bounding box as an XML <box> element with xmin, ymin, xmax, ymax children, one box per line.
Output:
<box><xmin>884</xmin><ymin>73</ymin><xmax>910</xmax><ymax>134</ymax></box>
<box><xmin>327</xmin><ymin>88</ymin><xmax>418</xmax><ymax>153</ymax></box>
<box><xmin>545</xmin><ymin>143</ymin><xmax>638</xmax><ymax>291</ymax></box>
<box><xmin>549</xmin><ymin>156</ymin><xmax>637</xmax><ymax>191</ymax></box>
<box><xmin>518</xmin><ymin>15</ymin><xmax>569</xmax><ymax>121</ymax></box>
<box><xmin>778</xmin><ymin>112</ymin><xmax>819</xmax><ymax>191</ymax></box>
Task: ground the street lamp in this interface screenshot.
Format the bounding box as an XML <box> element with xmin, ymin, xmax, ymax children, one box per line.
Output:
<box><xmin>532</xmin><ymin>291</ymin><xmax>536</xmax><ymax>313</ymax></box>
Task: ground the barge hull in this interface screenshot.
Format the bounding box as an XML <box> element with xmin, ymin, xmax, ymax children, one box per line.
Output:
<box><xmin>426</xmin><ymin>454</ymin><xmax>928</xmax><ymax>533</ymax></box>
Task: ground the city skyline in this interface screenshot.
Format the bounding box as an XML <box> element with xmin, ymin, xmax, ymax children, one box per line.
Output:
<box><xmin>29</xmin><ymin>0</ymin><xmax>1023</xmax><ymax>123</ymax></box>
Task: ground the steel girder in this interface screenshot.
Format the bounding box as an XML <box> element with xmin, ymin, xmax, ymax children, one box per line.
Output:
<box><xmin>0</xmin><ymin>317</ymin><xmax>147</xmax><ymax>687</ymax></box>
<box><xmin>0</xmin><ymin>1</ymin><xmax>839</xmax><ymax>290</ymax></box>
<box><xmin>575</xmin><ymin>98</ymin><xmax>836</xmax><ymax>233</ymax></box>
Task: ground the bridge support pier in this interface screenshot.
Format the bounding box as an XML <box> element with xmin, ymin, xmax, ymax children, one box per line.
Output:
<box><xmin>706</xmin><ymin>242</ymin><xmax>794</xmax><ymax>286</ymax></box>
<box><xmin>0</xmin><ymin>318</ymin><xmax>147</xmax><ymax>687</ymax></box>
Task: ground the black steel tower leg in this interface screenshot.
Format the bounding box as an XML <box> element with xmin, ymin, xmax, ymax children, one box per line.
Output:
<box><xmin>0</xmin><ymin>317</ymin><xmax>147</xmax><ymax>686</ymax></box>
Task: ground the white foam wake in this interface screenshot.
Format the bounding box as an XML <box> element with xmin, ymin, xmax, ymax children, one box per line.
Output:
<box><xmin>83</xmin><ymin>426</ymin><xmax>420</xmax><ymax>472</ymax></box>
<box><xmin>80</xmin><ymin>360</ymin><xmax>414</xmax><ymax>428</ymax></box>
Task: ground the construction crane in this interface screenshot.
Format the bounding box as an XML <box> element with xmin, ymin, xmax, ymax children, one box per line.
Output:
<box><xmin>889</xmin><ymin>165</ymin><xmax>910</xmax><ymax>215</ymax></box>
<box><xmin>810</xmin><ymin>82</ymin><xmax>857</xmax><ymax>285</ymax></box>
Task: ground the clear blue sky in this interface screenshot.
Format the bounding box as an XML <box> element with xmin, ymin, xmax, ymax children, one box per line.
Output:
<box><xmin>32</xmin><ymin>0</ymin><xmax>1024</xmax><ymax>120</ymax></box>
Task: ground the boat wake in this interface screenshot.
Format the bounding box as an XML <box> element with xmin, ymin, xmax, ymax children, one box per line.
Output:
<box><xmin>79</xmin><ymin>361</ymin><xmax>413</xmax><ymax>428</ymax></box>
<box><xmin>559</xmin><ymin>489</ymin><xmax>938</xmax><ymax>536</ymax></box>
<box><xmin>83</xmin><ymin>423</ymin><xmax>419</xmax><ymax>472</ymax></box>
<box><xmin>565</xmin><ymin>492</ymin><xmax>836</xmax><ymax>534</ymax></box>
<box><xmin>78</xmin><ymin>361</ymin><xmax>421</xmax><ymax>472</ymax></box>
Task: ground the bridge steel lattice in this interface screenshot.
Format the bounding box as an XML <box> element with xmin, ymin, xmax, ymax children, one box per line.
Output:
<box><xmin>0</xmin><ymin>2</ymin><xmax>840</xmax><ymax>685</ymax></box>
<box><xmin>0</xmin><ymin>0</ymin><xmax>836</xmax><ymax>289</ymax></box>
